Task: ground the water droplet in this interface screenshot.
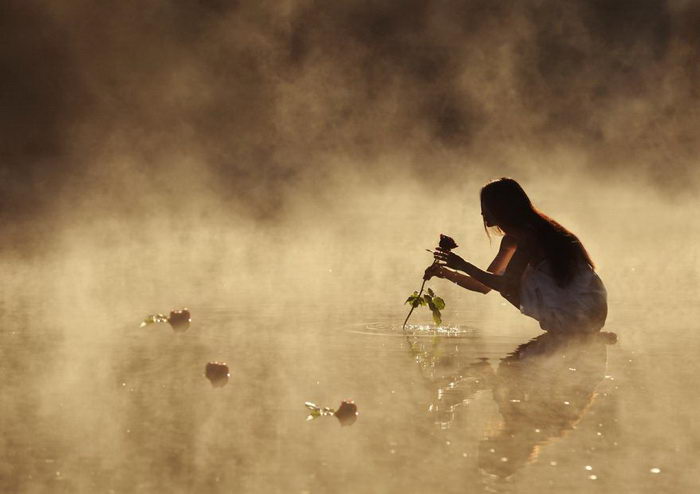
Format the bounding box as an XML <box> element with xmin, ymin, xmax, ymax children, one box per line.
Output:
<box><xmin>589</xmin><ymin>475</ymin><xmax>597</xmax><ymax>480</ymax></box>
<box><xmin>585</xmin><ymin>465</ymin><xmax>593</xmax><ymax>471</ymax></box>
<box><xmin>650</xmin><ymin>468</ymin><xmax>661</xmax><ymax>474</ymax></box>
<box><xmin>500</xmin><ymin>457</ymin><xmax>508</xmax><ymax>462</ymax></box>
<box><xmin>564</xmin><ymin>401</ymin><xmax>570</xmax><ymax>405</ymax></box>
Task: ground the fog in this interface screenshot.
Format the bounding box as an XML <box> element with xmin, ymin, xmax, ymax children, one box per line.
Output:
<box><xmin>1</xmin><ymin>1</ymin><xmax>699</xmax><ymax>492</ymax></box>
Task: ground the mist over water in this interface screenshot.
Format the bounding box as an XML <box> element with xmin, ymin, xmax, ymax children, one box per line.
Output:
<box><xmin>1</xmin><ymin>1</ymin><xmax>699</xmax><ymax>493</ymax></box>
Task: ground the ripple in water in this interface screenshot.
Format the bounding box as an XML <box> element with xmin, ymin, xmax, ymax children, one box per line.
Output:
<box><xmin>348</xmin><ymin>321</ymin><xmax>479</xmax><ymax>337</ymax></box>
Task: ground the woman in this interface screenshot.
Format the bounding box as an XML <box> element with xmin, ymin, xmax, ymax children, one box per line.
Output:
<box><xmin>425</xmin><ymin>177</ymin><xmax>607</xmax><ymax>333</ymax></box>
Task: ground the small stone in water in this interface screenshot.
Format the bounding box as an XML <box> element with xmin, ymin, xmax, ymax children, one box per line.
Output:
<box><xmin>168</xmin><ymin>308</ymin><xmax>191</xmax><ymax>332</ymax></box>
<box><xmin>334</xmin><ymin>400</ymin><xmax>358</xmax><ymax>426</ymax></box>
<box><xmin>205</xmin><ymin>362</ymin><xmax>230</xmax><ymax>387</ymax></box>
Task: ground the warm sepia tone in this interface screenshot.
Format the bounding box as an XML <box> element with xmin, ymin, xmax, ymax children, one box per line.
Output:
<box><xmin>1</xmin><ymin>1</ymin><xmax>698</xmax><ymax>492</ymax></box>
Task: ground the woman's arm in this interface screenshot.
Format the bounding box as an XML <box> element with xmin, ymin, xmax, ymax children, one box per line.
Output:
<box><xmin>427</xmin><ymin>236</ymin><xmax>518</xmax><ymax>294</ymax></box>
<box><xmin>434</xmin><ymin>235</ymin><xmax>531</xmax><ymax>306</ymax></box>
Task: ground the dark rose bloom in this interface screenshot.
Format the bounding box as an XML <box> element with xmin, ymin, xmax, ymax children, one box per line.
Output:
<box><xmin>168</xmin><ymin>308</ymin><xmax>191</xmax><ymax>332</ymax></box>
<box><xmin>334</xmin><ymin>400</ymin><xmax>358</xmax><ymax>426</ymax></box>
<box><xmin>439</xmin><ymin>234</ymin><xmax>458</xmax><ymax>251</ymax></box>
<box><xmin>205</xmin><ymin>362</ymin><xmax>230</xmax><ymax>387</ymax></box>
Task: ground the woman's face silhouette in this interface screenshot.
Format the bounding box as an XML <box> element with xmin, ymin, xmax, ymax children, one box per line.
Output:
<box><xmin>481</xmin><ymin>203</ymin><xmax>497</xmax><ymax>228</ymax></box>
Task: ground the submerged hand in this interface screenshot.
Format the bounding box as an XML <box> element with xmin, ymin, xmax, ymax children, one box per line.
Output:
<box><xmin>434</xmin><ymin>249</ymin><xmax>468</xmax><ymax>272</ymax></box>
<box><xmin>423</xmin><ymin>263</ymin><xmax>446</xmax><ymax>280</ymax></box>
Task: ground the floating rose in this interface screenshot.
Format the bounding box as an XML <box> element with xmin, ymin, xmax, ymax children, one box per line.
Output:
<box><xmin>334</xmin><ymin>400</ymin><xmax>359</xmax><ymax>426</ymax></box>
<box><xmin>205</xmin><ymin>362</ymin><xmax>230</xmax><ymax>387</ymax></box>
<box><xmin>168</xmin><ymin>308</ymin><xmax>191</xmax><ymax>332</ymax></box>
<box><xmin>305</xmin><ymin>400</ymin><xmax>358</xmax><ymax>426</ymax></box>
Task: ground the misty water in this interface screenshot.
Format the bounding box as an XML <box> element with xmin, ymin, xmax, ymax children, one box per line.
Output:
<box><xmin>4</xmin><ymin>1</ymin><xmax>700</xmax><ymax>492</ymax></box>
<box><xmin>1</xmin><ymin>184</ymin><xmax>699</xmax><ymax>493</ymax></box>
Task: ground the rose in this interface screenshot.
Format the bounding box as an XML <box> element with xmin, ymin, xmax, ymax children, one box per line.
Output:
<box><xmin>334</xmin><ymin>400</ymin><xmax>358</xmax><ymax>426</ymax></box>
<box><xmin>439</xmin><ymin>234</ymin><xmax>458</xmax><ymax>251</ymax></box>
<box><xmin>205</xmin><ymin>361</ymin><xmax>230</xmax><ymax>387</ymax></box>
<box><xmin>168</xmin><ymin>308</ymin><xmax>191</xmax><ymax>332</ymax></box>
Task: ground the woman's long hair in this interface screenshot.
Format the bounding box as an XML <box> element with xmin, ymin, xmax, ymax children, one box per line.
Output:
<box><xmin>480</xmin><ymin>178</ymin><xmax>594</xmax><ymax>287</ymax></box>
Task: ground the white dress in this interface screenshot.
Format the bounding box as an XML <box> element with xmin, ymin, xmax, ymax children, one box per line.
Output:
<box><xmin>519</xmin><ymin>260</ymin><xmax>607</xmax><ymax>333</ymax></box>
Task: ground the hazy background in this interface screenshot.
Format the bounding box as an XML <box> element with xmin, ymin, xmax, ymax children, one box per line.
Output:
<box><xmin>1</xmin><ymin>0</ymin><xmax>698</xmax><ymax>299</ymax></box>
<box><xmin>1</xmin><ymin>1</ymin><xmax>699</xmax><ymax>492</ymax></box>
<box><xmin>1</xmin><ymin>0</ymin><xmax>698</xmax><ymax>329</ymax></box>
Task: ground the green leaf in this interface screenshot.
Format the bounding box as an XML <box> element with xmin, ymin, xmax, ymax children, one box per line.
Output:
<box><xmin>432</xmin><ymin>309</ymin><xmax>442</xmax><ymax>325</ymax></box>
<box><xmin>433</xmin><ymin>297</ymin><xmax>445</xmax><ymax>310</ymax></box>
<box><xmin>427</xmin><ymin>288</ymin><xmax>435</xmax><ymax>297</ymax></box>
<box><xmin>140</xmin><ymin>314</ymin><xmax>168</xmax><ymax>327</ymax></box>
<box><xmin>423</xmin><ymin>294</ymin><xmax>432</xmax><ymax>304</ymax></box>
<box><xmin>405</xmin><ymin>296</ymin><xmax>414</xmax><ymax>304</ymax></box>
<box><xmin>412</xmin><ymin>299</ymin><xmax>421</xmax><ymax>308</ymax></box>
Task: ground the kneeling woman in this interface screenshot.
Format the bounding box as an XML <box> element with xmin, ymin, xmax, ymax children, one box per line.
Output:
<box><xmin>426</xmin><ymin>178</ymin><xmax>607</xmax><ymax>333</ymax></box>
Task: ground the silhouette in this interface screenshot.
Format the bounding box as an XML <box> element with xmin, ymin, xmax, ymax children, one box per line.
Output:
<box><xmin>426</xmin><ymin>178</ymin><xmax>607</xmax><ymax>334</ymax></box>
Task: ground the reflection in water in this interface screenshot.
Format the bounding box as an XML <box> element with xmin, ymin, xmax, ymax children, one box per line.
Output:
<box><xmin>407</xmin><ymin>329</ymin><xmax>616</xmax><ymax>478</ymax></box>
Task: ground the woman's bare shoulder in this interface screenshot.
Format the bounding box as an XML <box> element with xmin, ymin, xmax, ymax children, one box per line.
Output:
<box><xmin>501</xmin><ymin>235</ymin><xmax>518</xmax><ymax>249</ymax></box>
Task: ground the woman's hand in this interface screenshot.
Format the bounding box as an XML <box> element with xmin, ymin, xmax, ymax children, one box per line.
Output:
<box><xmin>433</xmin><ymin>248</ymin><xmax>468</xmax><ymax>272</ymax></box>
<box><xmin>423</xmin><ymin>263</ymin><xmax>446</xmax><ymax>280</ymax></box>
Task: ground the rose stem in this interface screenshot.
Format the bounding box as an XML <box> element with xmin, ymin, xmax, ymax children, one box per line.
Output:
<box><xmin>402</xmin><ymin>261</ymin><xmax>436</xmax><ymax>332</ymax></box>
